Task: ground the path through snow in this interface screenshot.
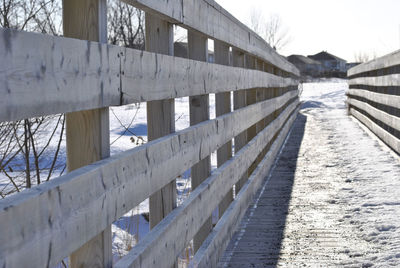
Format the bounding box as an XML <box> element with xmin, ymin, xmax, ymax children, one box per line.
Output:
<box><xmin>219</xmin><ymin>80</ymin><xmax>400</xmax><ymax>267</ymax></box>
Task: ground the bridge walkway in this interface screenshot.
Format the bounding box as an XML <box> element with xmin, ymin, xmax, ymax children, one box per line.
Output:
<box><xmin>218</xmin><ymin>83</ymin><xmax>400</xmax><ymax>267</ymax></box>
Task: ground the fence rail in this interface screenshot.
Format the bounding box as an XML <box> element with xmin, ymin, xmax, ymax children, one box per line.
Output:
<box><xmin>347</xmin><ymin>50</ymin><xmax>400</xmax><ymax>154</ymax></box>
<box><xmin>0</xmin><ymin>0</ymin><xmax>300</xmax><ymax>267</ymax></box>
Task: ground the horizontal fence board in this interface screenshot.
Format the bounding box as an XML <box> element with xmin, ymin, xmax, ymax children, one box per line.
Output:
<box><xmin>350</xmin><ymin>108</ymin><xmax>400</xmax><ymax>153</ymax></box>
<box><xmin>347</xmin><ymin>89</ymin><xmax>400</xmax><ymax>110</ymax></box>
<box><xmin>191</xmin><ymin>106</ymin><xmax>299</xmax><ymax>268</ymax></box>
<box><xmin>122</xmin><ymin>0</ymin><xmax>299</xmax><ymax>76</ymax></box>
<box><xmin>348</xmin><ymin>74</ymin><xmax>400</xmax><ymax>87</ymax></box>
<box><xmin>0</xmin><ymin>90</ymin><xmax>298</xmax><ymax>268</ymax></box>
<box><xmin>114</xmin><ymin>99</ymin><xmax>299</xmax><ymax>268</ymax></box>
<box><xmin>0</xmin><ymin>28</ymin><xmax>121</xmax><ymax>122</ymax></box>
<box><xmin>348</xmin><ymin>50</ymin><xmax>400</xmax><ymax>76</ymax></box>
<box><xmin>0</xmin><ymin>28</ymin><xmax>297</xmax><ymax>122</ymax></box>
<box><xmin>348</xmin><ymin>98</ymin><xmax>400</xmax><ymax>132</ymax></box>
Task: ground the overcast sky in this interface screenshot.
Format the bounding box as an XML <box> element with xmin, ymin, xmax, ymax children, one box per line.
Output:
<box><xmin>215</xmin><ymin>0</ymin><xmax>400</xmax><ymax>62</ymax></box>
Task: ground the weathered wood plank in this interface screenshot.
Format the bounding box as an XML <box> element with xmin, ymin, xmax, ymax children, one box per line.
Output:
<box><xmin>347</xmin><ymin>88</ymin><xmax>400</xmax><ymax>109</ymax></box>
<box><xmin>233</xmin><ymin>48</ymin><xmax>248</xmax><ymax>194</ymax></box>
<box><xmin>350</xmin><ymin>108</ymin><xmax>400</xmax><ymax>153</ymax></box>
<box><xmin>0</xmin><ymin>90</ymin><xmax>297</xmax><ymax>268</ymax></box>
<box><xmin>348</xmin><ymin>50</ymin><xmax>400</xmax><ymax>77</ymax></box>
<box><xmin>0</xmin><ymin>27</ymin><xmax>298</xmax><ymax>123</ymax></box>
<box><xmin>145</xmin><ymin>13</ymin><xmax>177</xmax><ymax>230</ymax></box>
<box><xmin>114</xmin><ymin>99</ymin><xmax>300</xmax><ymax>268</ymax></box>
<box><xmin>191</xmin><ymin>105</ymin><xmax>299</xmax><ymax>268</ymax></box>
<box><xmin>188</xmin><ymin>30</ymin><xmax>212</xmax><ymax>253</ymax></box>
<box><xmin>348</xmin><ymin>74</ymin><xmax>400</xmax><ymax>87</ymax></box>
<box><xmin>215</xmin><ymin>40</ymin><xmax>233</xmax><ymax>219</ymax></box>
<box><xmin>348</xmin><ymin>98</ymin><xmax>400</xmax><ymax>132</ymax></box>
<box><xmin>121</xmin><ymin>0</ymin><xmax>299</xmax><ymax>76</ymax></box>
<box><xmin>63</xmin><ymin>0</ymin><xmax>112</xmax><ymax>267</ymax></box>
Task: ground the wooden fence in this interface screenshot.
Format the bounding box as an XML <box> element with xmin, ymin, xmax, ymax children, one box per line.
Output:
<box><xmin>0</xmin><ymin>0</ymin><xmax>300</xmax><ymax>267</ymax></box>
<box><xmin>347</xmin><ymin>50</ymin><xmax>400</xmax><ymax>154</ymax></box>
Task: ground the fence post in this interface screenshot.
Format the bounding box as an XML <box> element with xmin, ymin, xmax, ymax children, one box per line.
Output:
<box><xmin>214</xmin><ymin>40</ymin><xmax>233</xmax><ymax>218</ymax></box>
<box><xmin>246</xmin><ymin>55</ymin><xmax>258</xmax><ymax>177</ymax></box>
<box><xmin>63</xmin><ymin>0</ymin><xmax>112</xmax><ymax>267</ymax></box>
<box><xmin>145</xmin><ymin>13</ymin><xmax>177</xmax><ymax>230</ymax></box>
<box><xmin>188</xmin><ymin>30</ymin><xmax>212</xmax><ymax>253</ymax></box>
<box><xmin>232</xmin><ymin>48</ymin><xmax>247</xmax><ymax>194</ymax></box>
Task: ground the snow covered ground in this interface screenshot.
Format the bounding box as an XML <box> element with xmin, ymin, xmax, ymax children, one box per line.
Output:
<box><xmin>221</xmin><ymin>79</ymin><xmax>400</xmax><ymax>267</ymax></box>
<box><xmin>300</xmin><ymin>80</ymin><xmax>400</xmax><ymax>266</ymax></box>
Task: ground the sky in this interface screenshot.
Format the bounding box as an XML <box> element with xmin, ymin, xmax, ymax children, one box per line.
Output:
<box><xmin>215</xmin><ymin>0</ymin><xmax>400</xmax><ymax>62</ymax></box>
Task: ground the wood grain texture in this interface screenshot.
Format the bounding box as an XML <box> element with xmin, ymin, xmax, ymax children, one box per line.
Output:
<box><xmin>0</xmin><ymin>27</ymin><xmax>298</xmax><ymax>123</ymax></box>
<box><xmin>350</xmin><ymin>108</ymin><xmax>400</xmax><ymax>154</ymax></box>
<box><xmin>114</xmin><ymin>100</ymin><xmax>300</xmax><ymax>268</ymax></box>
<box><xmin>347</xmin><ymin>89</ymin><xmax>400</xmax><ymax>109</ymax></box>
<box><xmin>188</xmin><ymin>30</ymin><xmax>212</xmax><ymax>253</ymax></box>
<box><xmin>348</xmin><ymin>74</ymin><xmax>400</xmax><ymax>87</ymax></box>
<box><xmin>232</xmin><ymin>49</ymin><xmax>248</xmax><ymax>194</ymax></box>
<box><xmin>214</xmin><ymin>40</ymin><xmax>233</xmax><ymax>219</ymax></box>
<box><xmin>0</xmin><ymin>87</ymin><xmax>297</xmax><ymax>268</ymax></box>
<box><xmin>145</xmin><ymin>13</ymin><xmax>177</xmax><ymax>230</ymax></box>
<box><xmin>122</xmin><ymin>0</ymin><xmax>299</xmax><ymax>76</ymax></box>
<box><xmin>63</xmin><ymin>0</ymin><xmax>112</xmax><ymax>267</ymax></box>
<box><xmin>348</xmin><ymin>98</ymin><xmax>400</xmax><ymax>133</ymax></box>
<box><xmin>348</xmin><ymin>50</ymin><xmax>400</xmax><ymax>77</ymax></box>
<box><xmin>191</xmin><ymin>106</ymin><xmax>300</xmax><ymax>268</ymax></box>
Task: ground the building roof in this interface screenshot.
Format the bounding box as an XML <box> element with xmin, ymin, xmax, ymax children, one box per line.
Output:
<box><xmin>287</xmin><ymin>54</ymin><xmax>321</xmax><ymax>65</ymax></box>
<box><xmin>308</xmin><ymin>51</ymin><xmax>346</xmax><ymax>62</ymax></box>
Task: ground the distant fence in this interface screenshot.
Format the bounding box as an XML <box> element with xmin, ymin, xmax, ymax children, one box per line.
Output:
<box><xmin>0</xmin><ymin>0</ymin><xmax>300</xmax><ymax>267</ymax></box>
<box><xmin>347</xmin><ymin>50</ymin><xmax>400</xmax><ymax>154</ymax></box>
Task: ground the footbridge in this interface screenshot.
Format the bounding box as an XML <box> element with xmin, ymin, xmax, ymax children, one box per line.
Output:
<box><xmin>0</xmin><ymin>0</ymin><xmax>399</xmax><ymax>267</ymax></box>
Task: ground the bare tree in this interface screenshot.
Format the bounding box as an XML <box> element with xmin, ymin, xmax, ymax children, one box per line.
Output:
<box><xmin>249</xmin><ymin>9</ymin><xmax>291</xmax><ymax>52</ymax></box>
<box><xmin>0</xmin><ymin>0</ymin><xmax>65</xmax><ymax>197</ymax></box>
<box><xmin>108</xmin><ymin>0</ymin><xmax>145</xmax><ymax>49</ymax></box>
<box><xmin>354</xmin><ymin>51</ymin><xmax>377</xmax><ymax>63</ymax></box>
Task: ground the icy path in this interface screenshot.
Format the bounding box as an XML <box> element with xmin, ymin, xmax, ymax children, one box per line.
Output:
<box><xmin>219</xmin><ymin>81</ymin><xmax>400</xmax><ymax>267</ymax></box>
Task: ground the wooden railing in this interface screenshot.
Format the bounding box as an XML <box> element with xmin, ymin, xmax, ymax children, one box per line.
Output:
<box><xmin>347</xmin><ymin>50</ymin><xmax>400</xmax><ymax>154</ymax></box>
<box><xmin>0</xmin><ymin>0</ymin><xmax>300</xmax><ymax>267</ymax></box>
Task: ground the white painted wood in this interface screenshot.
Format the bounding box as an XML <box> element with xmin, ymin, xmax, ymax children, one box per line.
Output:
<box><xmin>348</xmin><ymin>74</ymin><xmax>400</xmax><ymax>87</ymax></box>
<box><xmin>350</xmin><ymin>108</ymin><xmax>400</xmax><ymax>154</ymax></box>
<box><xmin>348</xmin><ymin>49</ymin><xmax>400</xmax><ymax>76</ymax></box>
<box><xmin>63</xmin><ymin>0</ymin><xmax>112</xmax><ymax>267</ymax></box>
<box><xmin>0</xmin><ymin>27</ymin><xmax>298</xmax><ymax>123</ymax></box>
<box><xmin>0</xmin><ymin>90</ymin><xmax>297</xmax><ymax>268</ymax></box>
<box><xmin>347</xmin><ymin>89</ymin><xmax>400</xmax><ymax>109</ymax></box>
<box><xmin>145</xmin><ymin>13</ymin><xmax>177</xmax><ymax>230</ymax></box>
<box><xmin>348</xmin><ymin>98</ymin><xmax>400</xmax><ymax>132</ymax></box>
<box><xmin>191</xmin><ymin>106</ymin><xmax>300</xmax><ymax>268</ymax></box>
<box><xmin>114</xmin><ymin>100</ymin><xmax>299</xmax><ymax>268</ymax></box>
<box><xmin>121</xmin><ymin>0</ymin><xmax>299</xmax><ymax>76</ymax></box>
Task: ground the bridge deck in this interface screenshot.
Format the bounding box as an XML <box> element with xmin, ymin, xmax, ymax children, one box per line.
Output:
<box><xmin>218</xmin><ymin>83</ymin><xmax>400</xmax><ymax>267</ymax></box>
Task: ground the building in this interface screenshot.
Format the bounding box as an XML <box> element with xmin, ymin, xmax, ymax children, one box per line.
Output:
<box><xmin>287</xmin><ymin>55</ymin><xmax>323</xmax><ymax>77</ymax></box>
<box><xmin>308</xmin><ymin>51</ymin><xmax>347</xmax><ymax>73</ymax></box>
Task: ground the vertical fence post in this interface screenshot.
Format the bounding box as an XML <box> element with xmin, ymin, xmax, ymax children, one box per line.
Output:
<box><xmin>214</xmin><ymin>41</ymin><xmax>233</xmax><ymax>218</ymax></box>
<box><xmin>145</xmin><ymin>13</ymin><xmax>177</xmax><ymax>230</ymax></box>
<box><xmin>63</xmin><ymin>0</ymin><xmax>112</xmax><ymax>267</ymax></box>
<box><xmin>232</xmin><ymin>48</ymin><xmax>247</xmax><ymax>194</ymax></box>
<box><xmin>246</xmin><ymin>55</ymin><xmax>258</xmax><ymax>177</ymax></box>
<box><xmin>188</xmin><ymin>30</ymin><xmax>212</xmax><ymax>253</ymax></box>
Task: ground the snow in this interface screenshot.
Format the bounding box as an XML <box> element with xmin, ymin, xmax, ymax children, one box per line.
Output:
<box><xmin>299</xmin><ymin>79</ymin><xmax>400</xmax><ymax>266</ymax></box>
